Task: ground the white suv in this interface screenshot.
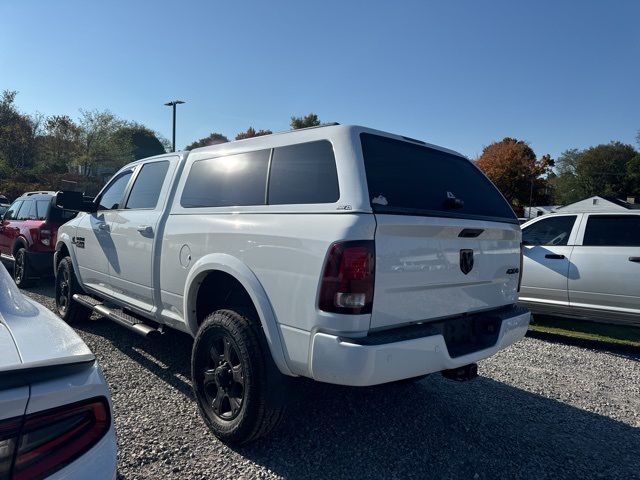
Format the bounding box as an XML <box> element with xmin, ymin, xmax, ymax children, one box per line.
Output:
<box><xmin>54</xmin><ymin>124</ymin><xmax>530</xmax><ymax>444</ymax></box>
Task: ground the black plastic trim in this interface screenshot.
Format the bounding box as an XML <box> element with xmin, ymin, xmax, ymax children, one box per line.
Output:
<box><xmin>0</xmin><ymin>359</ymin><xmax>96</xmax><ymax>389</ymax></box>
<box><xmin>345</xmin><ymin>305</ymin><xmax>527</xmax><ymax>357</ymax></box>
<box><xmin>372</xmin><ymin>205</ymin><xmax>520</xmax><ymax>225</ymax></box>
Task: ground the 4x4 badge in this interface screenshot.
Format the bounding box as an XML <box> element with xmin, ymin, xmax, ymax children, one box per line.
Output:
<box><xmin>460</xmin><ymin>249</ymin><xmax>474</xmax><ymax>274</ymax></box>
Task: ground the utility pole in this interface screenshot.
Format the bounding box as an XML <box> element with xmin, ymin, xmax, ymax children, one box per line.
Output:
<box><xmin>528</xmin><ymin>178</ymin><xmax>534</xmax><ymax>218</ymax></box>
<box><xmin>164</xmin><ymin>100</ymin><xmax>185</xmax><ymax>152</ymax></box>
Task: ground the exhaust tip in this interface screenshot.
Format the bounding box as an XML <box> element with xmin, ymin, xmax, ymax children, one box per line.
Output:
<box><xmin>442</xmin><ymin>363</ymin><xmax>478</xmax><ymax>382</ymax></box>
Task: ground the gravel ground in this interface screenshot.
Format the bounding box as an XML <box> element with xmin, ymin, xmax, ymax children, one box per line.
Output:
<box><xmin>20</xmin><ymin>280</ymin><xmax>640</xmax><ymax>480</ymax></box>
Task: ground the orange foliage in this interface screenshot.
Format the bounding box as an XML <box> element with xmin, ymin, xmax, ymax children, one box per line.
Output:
<box><xmin>475</xmin><ymin>138</ymin><xmax>553</xmax><ymax>206</ymax></box>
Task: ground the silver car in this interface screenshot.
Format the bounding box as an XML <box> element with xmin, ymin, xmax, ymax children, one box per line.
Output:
<box><xmin>0</xmin><ymin>265</ymin><xmax>117</xmax><ymax>479</ymax></box>
<box><xmin>519</xmin><ymin>212</ymin><xmax>640</xmax><ymax>325</ymax></box>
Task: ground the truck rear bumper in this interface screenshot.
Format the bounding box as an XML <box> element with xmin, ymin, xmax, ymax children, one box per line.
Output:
<box><xmin>309</xmin><ymin>306</ymin><xmax>530</xmax><ymax>386</ymax></box>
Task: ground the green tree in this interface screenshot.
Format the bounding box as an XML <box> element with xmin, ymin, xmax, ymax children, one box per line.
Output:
<box><xmin>35</xmin><ymin>115</ymin><xmax>82</xmax><ymax>173</ymax></box>
<box><xmin>625</xmin><ymin>153</ymin><xmax>640</xmax><ymax>196</ymax></box>
<box><xmin>554</xmin><ymin>142</ymin><xmax>637</xmax><ymax>203</ymax></box>
<box><xmin>290</xmin><ymin>113</ymin><xmax>320</xmax><ymax>129</ymax></box>
<box><xmin>235</xmin><ymin>127</ymin><xmax>272</xmax><ymax>140</ymax></box>
<box><xmin>475</xmin><ymin>137</ymin><xmax>554</xmax><ymax>207</ymax></box>
<box><xmin>550</xmin><ymin>149</ymin><xmax>581</xmax><ymax>204</ymax></box>
<box><xmin>0</xmin><ymin>90</ymin><xmax>38</xmax><ymax>169</ymax></box>
<box><xmin>113</xmin><ymin>124</ymin><xmax>166</xmax><ymax>160</ymax></box>
<box><xmin>185</xmin><ymin>132</ymin><xmax>229</xmax><ymax>150</ymax></box>
<box><xmin>76</xmin><ymin>110</ymin><xmax>133</xmax><ymax>175</ymax></box>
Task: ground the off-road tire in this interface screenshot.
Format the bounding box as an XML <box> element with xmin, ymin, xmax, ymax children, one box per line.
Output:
<box><xmin>13</xmin><ymin>247</ymin><xmax>34</xmax><ymax>288</ymax></box>
<box><xmin>192</xmin><ymin>309</ymin><xmax>286</xmax><ymax>445</ymax></box>
<box><xmin>55</xmin><ymin>256</ymin><xmax>91</xmax><ymax>323</ymax></box>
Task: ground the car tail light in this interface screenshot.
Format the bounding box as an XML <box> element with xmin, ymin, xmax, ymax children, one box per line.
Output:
<box><xmin>39</xmin><ymin>227</ymin><xmax>51</xmax><ymax>246</ymax></box>
<box><xmin>319</xmin><ymin>240</ymin><xmax>375</xmax><ymax>314</ymax></box>
<box><xmin>0</xmin><ymin>397</ymin><xmax>110</xmax><ymax>480</ymax></box>
<box><xmin>517</xmin><ymin>242</ymin><xmax>524</xmax><ymax>292</ymax></box>
<box><xmin>0</xmin><ymin>418</ymin><xmax>21</xmax><ymax>480</ymax></box>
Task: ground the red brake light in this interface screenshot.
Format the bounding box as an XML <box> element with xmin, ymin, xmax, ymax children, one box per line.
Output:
<box><xmin>0</xmin><ymin>418</ymin><xmax>21</xmax><ymax>480</ymax></box>
<box><xmin>0</xmin><ymin>397</ymin><xmax>110</xmax><ymax>480</ymax></box>
<box><xmin>319</xmin><ymin>240</ymin><xmax>375</xmax><ymax>314</ymax></box>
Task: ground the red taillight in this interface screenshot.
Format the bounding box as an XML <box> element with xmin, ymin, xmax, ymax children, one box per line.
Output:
<box><xmin>39</xmin><ymin>226</ymin><xmax>51</xmax><ymax>246</ymax></box>
<box><xmin>0</xmin><ymin>397</ymin><xmax>110</xmax><ymax>480</ymax></box>
<box><xmin>517</xmin><ymin>242</ymin><xmax>524</xmax><ymax>292</ymax></box>
<box><xmin>0</xmin><ymin>418</ymin><xmax>21</xmax><ymax>480</ymax></box>
<box><xmin>319</xmin><ymin>240</ymin><xmax>375</xmax><ymax>314</ymax></box>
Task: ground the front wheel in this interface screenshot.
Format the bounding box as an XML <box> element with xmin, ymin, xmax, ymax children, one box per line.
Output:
<box><xmin>55</xmin><ymin>256</ymin><xmax>91</xmax><ymax>323</ymax></box>
<box><xmin>13</xmin><ymin>247</ymin><xmax>34</xmax><ymax>288</ymax></box>
<box><xmin>191</xmin><ymin>309</ymin><xmax>285</xmax><ymax>445</ymax></box>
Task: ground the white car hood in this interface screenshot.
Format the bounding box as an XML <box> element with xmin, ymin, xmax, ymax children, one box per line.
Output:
<box><xmin>0</xmin><ymin>267</ymin><xmax>94</xmax><ymax>371</ymax></box>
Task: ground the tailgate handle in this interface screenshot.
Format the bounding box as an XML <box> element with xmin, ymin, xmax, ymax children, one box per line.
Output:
<box><xmin>458</xmin><ymin>228</ymin><xmax>484</xmax><ymax>238</ymax></box>
<box><xmin>545</xmin><ymin>254</ymin><xmax>565</xmax><ymax>259</ymax></box>
<box><xmin>629</xmin><ymin>256</ymin><xmax>640</xmax><ymax>263</ymax></box>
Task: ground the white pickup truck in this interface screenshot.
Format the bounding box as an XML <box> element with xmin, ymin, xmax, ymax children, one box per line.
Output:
<box><xmin>54</xmin><ymin>124</ymin><xmax>530</xmax><ymax>444</ymax></box>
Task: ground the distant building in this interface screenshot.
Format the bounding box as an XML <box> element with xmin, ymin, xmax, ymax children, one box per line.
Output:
<box><xmin>556</xmin><ymin>195</ymin><xmax>639</xmax><ymax>213</ymax></box>
<box><xmin>524</xmin><ymin>205</ymin><xmax>560</xmax><ymax>219</ymax></box>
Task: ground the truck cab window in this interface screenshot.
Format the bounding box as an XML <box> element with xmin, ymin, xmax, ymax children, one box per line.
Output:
<box><xmin>126</xmin><ymin>161</ymin><xmax>170</xmax><ymax>210</ymax></box>
<box><xmin>522</xmin><ymin>216</ymin><xmax>577</xmax><ymax>246</ymax></box>
<box><xmin>98</xmin><ymin>171</ymin><xmax>133</xmax><ymax>210</ymax></box>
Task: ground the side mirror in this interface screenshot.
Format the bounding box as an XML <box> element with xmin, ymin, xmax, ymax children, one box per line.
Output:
<box><xmin>55</xmin><ymin>191</ymin><xmax>97</xmax><ymax>213</ymax></box>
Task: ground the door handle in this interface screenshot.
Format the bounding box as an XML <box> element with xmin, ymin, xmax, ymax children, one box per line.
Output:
<box><xmin>629</xmin><ymin>257</ymin><xmax>640</xmax><ymax>263</ymax></box>
<box><xmin>98</xmin><ymin>223</ymin><xmax>110</xmax><ymax>232</ymax></box>
<box><xmin>137</xmin><ymin>225</ymin><xmax>152</xmax><ymax>235</ymax></box>
<box><xmin>545</xmin><ymin>254</ymin><xmax>565</xmax><ymax>259</ymax></box>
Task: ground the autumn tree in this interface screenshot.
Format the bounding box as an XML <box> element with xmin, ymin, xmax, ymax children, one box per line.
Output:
<box><xmin>290</xmin><ymin>113</ymin><xmax>321</xmax><ymax>129</ymax></box>
<box><xmin>235</xmin><ymin>127</ymin><xmax>272</xmax><ymax>140</ymax></box>
<box><xmin>475</xmin><ymin>137</ymin><xmax>554</xmax><ymax>207</ymax></box>
<box><xmin>185</xmin><ymin>132</ymin><xmax>229</xmax><ymax>150</ymax></box>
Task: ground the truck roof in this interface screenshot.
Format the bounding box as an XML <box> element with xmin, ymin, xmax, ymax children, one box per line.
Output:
<box><xmin>189</xmin><ymin>124</ymin><xmax>466</xmax><ymax>159</ymax></box>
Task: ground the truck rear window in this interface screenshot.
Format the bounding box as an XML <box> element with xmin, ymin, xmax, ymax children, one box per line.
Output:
<box><xmin>360</xmin><ymin>133</ymin><xmax>517</xmax><ymax>223</ymax></box>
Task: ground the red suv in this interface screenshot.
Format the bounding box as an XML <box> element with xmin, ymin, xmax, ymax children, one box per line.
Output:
<box><xmin>0</xmin><ymin>192</ymin><xmax>76</xmax><ymax>287</ymax></box>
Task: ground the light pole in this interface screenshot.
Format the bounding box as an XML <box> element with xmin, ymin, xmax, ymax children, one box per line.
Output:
<box><xmin>164</xmin><ymin>100</ymin><xmax>185</xmax><ymax>152</ymax></box>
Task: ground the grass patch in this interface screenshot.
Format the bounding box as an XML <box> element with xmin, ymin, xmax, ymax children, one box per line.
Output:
<box><xmin>529</xmin><ymin>316</ymin><xmax>640</xmax><ymax>348</ymax></box>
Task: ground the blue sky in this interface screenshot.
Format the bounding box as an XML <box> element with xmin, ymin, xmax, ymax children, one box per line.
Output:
<box><xmin>1</xmin><ymin>0</ymin><xmax>638</xmax><ymax>158</ymax></box>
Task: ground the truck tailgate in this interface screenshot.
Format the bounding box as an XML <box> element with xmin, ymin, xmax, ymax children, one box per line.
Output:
<box><xmin>371</xmin><ymin>215</ymin><xmax>521</xmax><ymax>329</ymax></box>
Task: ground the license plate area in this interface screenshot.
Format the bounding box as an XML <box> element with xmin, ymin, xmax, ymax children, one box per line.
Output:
<box><xmin>438</xmin><ymin>314</ymin><xmax>501</xmax><ymax>357</ymax></box>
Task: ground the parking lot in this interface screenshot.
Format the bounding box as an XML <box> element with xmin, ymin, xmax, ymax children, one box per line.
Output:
<box><xmin>16</xmin><ymin>281</ymin><xmax>639</xmax><ymax>480</ymax></box>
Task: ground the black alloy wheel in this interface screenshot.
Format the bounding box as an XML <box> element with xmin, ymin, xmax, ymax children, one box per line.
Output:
<box><xmin>13</xmin><ymin>248</ymin><xmax>33</xmax><ymax>288</ymax></box>
<box><xmin>203</xmin><ymin>333</ymin><xmax>245</xmax><ymax>420</ymax></box>
<box><xmin>192</xmin><ymin>309</ymin><xmax>286</xmax><ymax>444</ymax></box>
<box><xmin>55</xmin><ymin>256</ymin><xmax>91</xmax><ymax>323</ymax></box>
<box><xmin>56</xmin><ymin>260</ymin><xmax>71</xmax><ymax>317</ymax></box>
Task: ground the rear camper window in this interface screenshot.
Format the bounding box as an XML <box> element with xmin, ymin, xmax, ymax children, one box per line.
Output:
<box><xmin>181</xmin><ymin>149</ymin><xmax>270</xmax><ymax>208</ymax></box>
<box><xmin>360</xmin><ymin>133</ymin><xmax>517</xmax><ymax>223</ymax></box>
<box><xmin>268</xmin><ymin>141</ymin><xmax>339</xmax><ymax>205</ymax></box>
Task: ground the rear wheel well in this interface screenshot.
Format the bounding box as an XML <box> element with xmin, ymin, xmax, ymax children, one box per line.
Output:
<box><xmin>54</xmin><ymin>244</ymin><xmax>70</xmax><ymax>272</ymax></box>
<box><xmin>195</xmin><ymin>271</ymin><xmax>259</xmax><ymax>327</ymax></box>
<box><xmin>12</xmin><ymin>238</ymin><xmax>27</xmax><ymax>255</ymax></box>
